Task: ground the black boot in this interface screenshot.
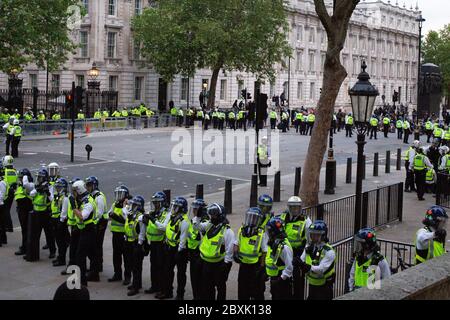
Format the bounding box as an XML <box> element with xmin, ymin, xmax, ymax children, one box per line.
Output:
<box><xmin>127</xmin><ymin>288</ymin><xmax>140</xmax><ymax>296</ymax></box>
<box><xmin>122</xmin><ymin>277</ymin><xmax>131</xmax><ymax>286</ymax></box>
<box><xmin>108</xmin><ymin>274</ymin><xmax>122</xmax><ymax>282</ymax></box>
<box><xmin>15</xmin><ymin>248</ymin><xmax>26</xmax><ymax>256</ymax></box>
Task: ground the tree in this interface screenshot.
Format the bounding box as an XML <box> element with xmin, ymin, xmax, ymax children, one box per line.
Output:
<box><xmin>423</xmin><ymin>25</ymin><xmax>450</xmax><ymax>105</ymax></box>
<box><xmin>300</xmin><ymin>0</ymin><xmax>359</xmax><ymax>207</ymax></box>
<box><xmin>0</xmin><ymin>0</ymin><xmax>82</xmax><ymax>74</ymax></box>
<box><xmin>132</xmin><ymin>0</ymin><xmax>291</xmax><ymax>108</ymax></box>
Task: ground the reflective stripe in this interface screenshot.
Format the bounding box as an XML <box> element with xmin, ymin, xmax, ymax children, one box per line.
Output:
<box><xmin>187</xmin><ymin>221</ymin><xmax>201</xmax><ymax>250</ymax></box>
<box><xmin>110</xmin><ymin>206</ymin><xmax>125</xmax><ymax>233</ymax></box>
<box><xmin>124</xmin><ymin>214</ymin><xmax>141</xmax><ymax>242</ymax></box>
<box><xmin>165</xmin><ymin>214</ymin><xmax>188</xmax><ymax>247</ymax></box>
<box><xmin>76</xmin><ymin>195</ymin><xmax>96</xmax><ymax>230</ymax></box>
<box><xmin>4</xmin><ymin>168</ymin><xmax>17</xmax><ymax>185</ymax></box>
<box><xmin>280</xmin><ymin>213</ymin><xmax>307</xmax><ymax>248</ymax></box>
<box><xmin>305</xmin><ymin>244</ymin><xmax>336</xmax><ymax>286</ymax></box>
<box><xmin>265</xmin><ymin>240</ymin><xmax>292</xmax><ymax>277</ymax></box>
<box><xmin>237</xmin><ymin>227</ymin><xmax>264</xmax><ymax>264</ymax></box>
<box><xmin>33</xmin><ymin>193</ymin><xmax>49</xmax><ymax>212</ymax></box>
<box><xmin>200</xmin><ymin>225</ymin><xmax>228</xmax><ymax>263</ymax></box>
<box><xmin>413</xmin><ymin>155</ymin><xmax>425</xmax><ymax>170</ymax></box>
<box><xmin>146</xmin><ymin>209</ymin><xmax>168</xmax><ymax>242</ymax></box>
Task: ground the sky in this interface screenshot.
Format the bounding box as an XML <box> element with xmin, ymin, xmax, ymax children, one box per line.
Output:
<box><xmin>392</xmin><ymin>0</ymin><xmax>449</xmax><ymax>34</ymax></box>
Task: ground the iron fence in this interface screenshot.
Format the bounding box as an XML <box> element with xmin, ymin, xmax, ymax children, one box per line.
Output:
<box><xmin>304</xmin><ymin>182</ymin><xmax>403</xmax><ymax>244</ymax></box>
<box><xmin>436</xmin><ymin>172</ymin><xmax>450</xmax><ymax>208</ymax></box>
<box><xmin>329</xmin><ymin>236</ymin><xmax>415</xmax><ymax>298</ymax></box>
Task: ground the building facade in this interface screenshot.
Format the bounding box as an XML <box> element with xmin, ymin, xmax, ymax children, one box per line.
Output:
<box><xmin>0</xmin><ymin>0</ymin><xmax>421</xmax><ymax>111</ymax></box>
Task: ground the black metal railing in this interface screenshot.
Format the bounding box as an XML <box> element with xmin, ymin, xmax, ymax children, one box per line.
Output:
<box><xmin>329</xmin><ymin>237</ymin><xmax>415</xmax><ymax>298</ymax></box>
<box><xmin>304</xmin><ymin>182</ymin><xmax>403</xmax><ymax>244</ymax></box>
<box><xmin>436</xmin><ymin>172</ymin><xmax>450</xmax><ymax>208</ymax></box>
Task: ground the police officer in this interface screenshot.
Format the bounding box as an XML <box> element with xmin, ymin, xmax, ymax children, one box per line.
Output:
<box><xmin>107</xmin><ymin>185</ymin><xmax>132</xmax><ymax>284</ymax></box>
<box><xmin>257</xmin><ymin>136</ymin><xmax>271</xmax><ymax>187</ymax></box>
<box><xmin>71</xmin><ymin>180</ymin><xmax>97</xmax><ymax>286</ymax></box>
<box><xmin>11</xmin><ymin>119</ymin><xmax>21</xmax><ymax>157</ymax></box>
<box><xmin>258</xmin><ymin>194</ymin><xmax>274</xmax><ymax>228</ymax></box>
<box><xmin>382</xmin><ymin>115</ymin><xmax>390</xmax><ymax>138</ymax></box>
<box><xmin>269</xmin><ymin>109</ymin><xmax>277</xmax><ymax>130</ymax></box>
<box><xmin>194</xmin><ymin>203</ymin><xmax>235</xmax><ymax>300</ymax></box>
<box><xmin>403</xmin><ymin>118</ymin><xmax>411</xmax><ymax>144</ymax></box>
<box><xmin>306</xmin><ymin>112</ymin><xmax>315</xmax><ymax>136</ymax></box>
<box><xmin>234</xmin><ymin>207</ymin><xmax>266</xmax><ymax>300</ymax></box>
<box><xmin>0</xmin><ymin>165</ymin><xmax>8</xmax><ymax>247</ymax></box>
<box><xmin>157</xmin><ymin>196</ymin><xmax>189</xmax><ymax>300</ymax></box>
<box><xmin>438</xmin><ymin>146</ymin><xmax>450</xmax><ymax>173</ymax></box>
<box><xmin>369</xmin><ymin>115</ymin><xmax>379</xmax><ymax>140</ymax></box>
<box><xmin>425</xmin><ymin>118</ymin><xmax>434</xmax><ymax>143</ymax></box>
<box><xmin>123</xmin><ymin>195</ymin><xmax>148</xmax><ymax>296</ymax></box>
<box><xmin>265</xmin><ymin>217</ymin><xmax>293</xmax><ymax>300</ymax></box>
<box><xmin>345</xmin><ymin>113</ymin><xmax>354</xmax><ymax>137</ymax></box>
<box><xmin>426</xmin><ymin>139</ymin><xmax>441</xmax><ymax>171</ymax></box>
<box><xmin>61</xmin><ymin>177</ymin><xmax>79</xmax><ymax>274</ymax></box>
<box><xmin>396</xmin><ymin>117</ymin><xmax>403</xmax><ymax>139</ymax></box>
<box><xmin>50</xmin><ymin>178</ymin><xmax>71</xmax><ymax>267</ymax></box>
<box><xmin>143</xmin><ymin>191</ymin><xmax>170</xmax><ymax>295</ymax></box>
<box><xmin>47</xmin><ymin>162</ymin><xmax>61</xmax><ymax>185</ymax></box>
<box><xmin>415</xmin><ymin>206</ymin><xmax>448</xmax><ymax>264</ymax></box>
<box><xmin>410</xmin><ymin>147</ymin><xmax>433</xmax><ymax>201</ymax></box>
<box><xmin>298</xmin><ymin>220</ymin><xmax>336</xmax><ymax>300</ymax></box>
<box><xmin>85</xmin><ymin>176</ymin><xmax>107</xmax><ymax>274</ymax></box>
<box><xmin>77</xmin><ymin>110</ymin><xmax>85</xmax><ymax>120</ymax></box>
<box><xmin>2</xmin><ymin>116</ymin><xmax>15</xmax><ymax>155</ymax></box>
<box><xmin>404</xmin><ymin>140</ymin><xmax>419</xmax><ymax>193</ymax></box>
<box><xmin>3</xmin><ymin>155</ymin><xmax>17</xmax><ymax>233</ymax></box>
<box><xmin>26</xmin><ymin>169</ymin><xmax>56</xmax><ymax>261</ymax></box>
<box><xmin>13</xmin><ymin>169</ymin><xmax>34</xmax><ymax>256</ymax></box>
<box><xmin>348</xmin><ymin>228</ymin><xmax>390</xmax><ymax>291</ymax></box>
<box><xmin>280</xmin><ymin>196</ymin><xmax>312</xmax><ymax>299</ymax></box>
<box><xmin>186</xmin><ymin>198</ymin><xmax>208</xmax><ymax>300</ymax></box>
<box><xmin>228</xmin><ymin>111</ymin><xmax>236</xmax><ymax>130</ymax></box>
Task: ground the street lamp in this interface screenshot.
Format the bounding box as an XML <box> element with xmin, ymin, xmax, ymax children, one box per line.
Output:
<box><xmin>349</xmin><ymin>61</ymin><xmax>379</xmax><ymax>233</ymax></box>
<box><xmin>87</xmin><ymin>62</ymin><xmax>100</xmax><ymax>90</ymax></box>
<box><xmin>415</xmin><ymin>14</ymin><xmax>425</xmax><ymax>140</ymax></box>
<box><xmin>202</xmin><ymin>82</ymin><xmax>208</xmax><ymax>108</ymax></box>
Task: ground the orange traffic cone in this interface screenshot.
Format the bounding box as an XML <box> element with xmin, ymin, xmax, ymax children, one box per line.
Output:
<box><xmin>85</xmin><ymin>124</ymin><xmax>91</xmax><ymax>134</ymax></box>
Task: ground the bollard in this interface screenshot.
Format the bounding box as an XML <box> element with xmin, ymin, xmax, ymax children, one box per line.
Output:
<box><xmin>163</xmin><ymin>189</ymin><xmax>171</xmax><ymax>205</ymax></box>
<box><xmin>294</xmin><ymin>167</ymin><xmax>302</xmax><ymax>196</ymax></box>
<box><xmin>396</xmin><ymin>148</ymin><xmax>401</xmax><ymax>171</ymax></box>
<box><xmin>373</xmin><ymin>153</ymin><xmax>379</xmax><ymax>177</ymax></box>
<box><xmin>385</xmin><ymin>150</ymin><xmax>391</xmax><ymax>174</ymax></box>
<box><xmin>273</xmin><ymin>171</ymin><xmax>281</xmax><ymax>202</ymax></box>
<box><xmin>346</xmin><ymin>158</ymin><xmax>352</xmax><ymax>184</ymax></box>
<box><xmin>195</xmin><ymin>184</ymin><xmax>204</xmax><ymax>200</ymax></box>
<box><xmin>362</xmin><ymin>155</ymin><xmax>366</xmax><ymax>180</ymax></box>
<box><xmin>250</xmin><ymin>175</ymin><xmax>258</xmax><ymax>207</ymax></box>
<box><xmin>224</xmin><ymin>179</ymin><xmax>232</xmax><ymax>215</ymax></box>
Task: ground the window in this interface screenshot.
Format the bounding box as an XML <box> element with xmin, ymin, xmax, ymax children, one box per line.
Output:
<box><xmin>237</xmin><ymin>80</ymin><xmax>244</xmax><ymax>98</ymax></box>
<box><xmin>320</xmin><ymin>29</ymin><xmax>326</xmax><ymax>44</ymax></box>
<box><xmin>308</xmin><ymin>52</ymin><xmax>315</xmax><ymax>72</ymax></box>
<box><xmin>108</xmin><ymin>0</ymin><xmax>116</xmax><ymax>16</ymax></box>
<box><xmin>51</xmin><ymin>74</ymin><xmax>60</xmax><ymax>91</ymax></box>
<box><xmin>297</xmin><ymin>82</ymin><xmax>303</xmax><ymax>100</ymax></box>
<box><xmin>80</xmin><ymin>31</ymin><xmax>88</xmax><ymax>57</ymax></box>
<box><xmin>76</xmin><ymin>75</ymin><xmax>85</xmax><ymax>88</ymax></box>
<box><xmin>397</xmin><ymin>62</ymin><xmax>402</xmax><ymax>78</ymax></box>
<box><xmin>382</xmin><ymin>16</ymin><xmax>386</xmax><ymax>24</ymax></box>
<box><xmin>353</xmin><ymin>57</ymin><xmax>358</xmax><ymax>75</ymax></box>
<box><xmin>382</xmin><ymin>60</ymin><xmax>387</xmax><ymax>76</ymax></box>
<box><xmin>371</xmin><ymin>59</ymin><xmax>377</xmax><ymax>76</ymax></box>
<box><xmin>109</xmin><ymin>76</ymin><xmax>118</xmax><ymax>91</ymax></box>
<box><xmin>320</xmin><ymin>53</ymin><xmax>325</xmax><ymax>72</ymax></box>
<box><xmin>134</xmin><ymin>77</ymin><xmax>144</xmax><ymax>101</ymax></box>
<box><xmin>388</xmin><ymin>42</ymin><xmax>393</xmax><ymax>55</ymax></box>
<box><xmin>134</xmin><ymin>41</ymin><xmax>141</xmax><ymax>60</ymax></box>
<box><xmin>370</xmin><ymin>39</ymin><xmax>375</xmax><ymax>52</ymax></box>
<box><xmin>270</xmin><ymin>82</ymin><xmax>275</xmax><ymax>98</ymax></box>
<box><xmin>389</xmin><ymin>61</ymin><xmax>394</xmax><ymax>78</ymax></box>
<box><xmin>135</xmin><ymin>0</ymin><xmax>142</xmax><ymax>15</ymax></box>
<box><xmin>296</xmin><ymin>50</ymin><xmax>303</xmax><ymax>71</ymax></box>
<box><xmin>181</xmin><ymin>78</ymin><xmax>188</xmax><ymax>101</ymax></box>
<box><xmin>360</xmin><ymin>37</ymin><xmax>366</xmax><ymax>51</ymax></box>
<box><xmin>220</xmin><ymin>79</ymin><xmax>227</xmax><ymax>100</ymax></box>
<box><xmin>309</xmin><ymin>27</ymin><xmax>315</xmax><ymax>43</ymax></box>
<box><xmin>82</xmin><ymin>0</ymin><xmax>89</xmax><ymax>13</ymax></box>
<box><xmin>29</xmin><ymin>74</ymin><xmax>38</xmax><ymax>88</ymax></box>
<box><xmin>310</xmin><ymin>82</ymin><xmax>315</xmax><ymax>100</ymax></box>
<box><xmin>107</xmin><ymin>32</ymin><xmax>116</xmax><ymax>58</ymax></box>
<box><xmin>296</xmin><ymin>25</ymin><xmax>303</xmax><ymax>42</ymax></box>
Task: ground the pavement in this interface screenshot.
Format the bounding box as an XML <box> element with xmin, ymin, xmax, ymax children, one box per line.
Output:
<box><xmin>0</xmin><ymin>125</ymin><xmax>446</xmax><ymax>300</ymax></box>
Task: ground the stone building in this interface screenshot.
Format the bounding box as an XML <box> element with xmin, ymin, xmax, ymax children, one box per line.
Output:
<box><xmin>0</xmin><ymin>0</ymin><xmax>421</xmax><ymax>111</ymax></box>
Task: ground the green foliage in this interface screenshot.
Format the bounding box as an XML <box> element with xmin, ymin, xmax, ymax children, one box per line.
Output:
<box><xmin>132</xmin><ymin>0</ymin><xmax>292</xmax><ymax>84</ymax></box>
<box><xmin>423</xmin><ymin>25</ymin><xmax>450</xmax><ymax>96</ymax></box>
<box><xmin>0</xmin><ymin>0</ymin><xmax>83</xmax><ymax>74</ymax></box>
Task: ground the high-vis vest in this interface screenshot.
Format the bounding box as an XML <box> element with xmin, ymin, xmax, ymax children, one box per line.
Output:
<box><xmin>433</xmin><ymin>127</ymin><xmax>443</xmax><ymax>137</ymax></box>
<box><xmin>14</xmin><ymin>185</ymin><xmax>31</xmax><ymax>201</ymax></box>
<box><xmin>197</xmin><ymin>111</ymin><xmax>204</xmax><ymax>118</ymax></box>
<box><xmin>425</xmin><ymin>121</ymin><xmax>433</xmax><ymax>130</ymax></box>
<box><xmin>67</xmin><ymin>198</ymin><xmax>76</xmax><ymax>226</ymax></box>
<box><xmin>187</xmin><ymin>221</ymin><xmax>201</xmax><ymax>250</ymax></box>
<box><xmin>124</xmin><ymin>213</ymin><xmax>142</xmax><ymax>242</ymax></box>
<box><xmin>403</xmin><ymin>121</ymin><xmax>410</xmax><ymax>130</ymax></box>
<box><xmin>444</xmin><ymin>131</ymin><xmax>450</xmax><ymax>140</ymax></box>
<box><xmin>33</xmin><ymin>192</ymin><xmax>49</xmax><ymax>212</ymax></box>
<box><xmin>92</xmin><ymin>191</ymin><xmax>107</xmax><ymax>222</ymax></box>
<box><xmin>165</xmin><ymin>213</ymin><xmax>188</xmax><ymax>247</ymax></box>
<box><xmin>413</xmin><ymin>154</ymin><xmax>426</xmax><ymax>171</ymax></box>
<box><xmin>370</xmin><ymin>118</ymin><xmax>378</xmax><ymax>127</ymax></box>
<box><xmin>403</xmin><ymin>147</ymin><xmax>414</xmax><ymax>161</ymax></box>
<box><xmin>228</xmin><ymin>112</ymin><xmax>235</xmax><ymax>120</ymax></box>
<box><xmin>354</xmin><ymin>253</ymin><xmax>385</xmax><ymax>288</ymax></box>
<box><xmin>265</xmin><ymin>240</ymin><xmax>292</xmax><ymax>277</ymax></box>
<box><xmin>396</xmin><ymin>120</ymin><xmax>403</xmax><ymax>128</ymax></box>
<box><xmin>4</xmin><ymin>168</ymin><xmax>17</xmax><ymax>186</ymax></box>
<box><xmin>415</xmin><ymin>227</ymin><xmax>445</xmax><ymax>264</ymax></box>
<box><xmin>305</xmin><ymin>243</ymin><xmax>336</xmax><ymax>286</ymax></box>
<box><xmin>270</xmin><ymin>111</ymin><xmax>277</xmax><ymax>119</ymax></box>
<box><xmin>426</xmin><ymin>169</ymin><xmax>436</xmax><ymax>183</ymax></box>
<box><xmin>307</xmin><ymin>114</ymin><xmax>315</xmax><ymax>122</ymax></box>
<box><xmin>51</xmin><ymin>194</ymin><xmax>63</xmax><ymax>219</ymax></box>
<box><xmin>146</xmin><ymin>209</ymin><xmax>168</xmax><ymax>242</ymax></box>
<box><xmin>110</xmin><ymin>205</ymin><xmax>125</xmax><ymax>233</ymax></box>
<box><xmin>199</xmin><ymin>224</ymin><xmax>229</xmax><ymax>263</ymax></box>
<box><xmin>346</xmin><ymin>116</ymin><xmax>354</xmax><ymax>125</ymax></box>
<box><xmin>383</xmin><ymin>118</ymin><xmax>390</xmax><ymax>125</ymax></box>
<box><xmin>258</xmin><ymin>145</ymin><xmax>268</xmax><ymax>161</ymax></box>
<box><xmin>75</xmin><ymin>195</ymin><xmax>96</xmax><ymax>230</ymax></box>
<box><xmin>237</xmin><ymin>227</ymin><xmax>264</xmax><ymax>264</ymax></box>
<box><xmin>280</xmin><ymin>213</ymin><xmax>307</xmax><ymax>249</ymax></box>
<box><xmin>14</xmin><ymin>126</ymin><xmax>22</xmax><ymax>137</ymax></box>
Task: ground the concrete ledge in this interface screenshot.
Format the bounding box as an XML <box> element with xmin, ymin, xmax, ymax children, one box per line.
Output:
<box><xmin>336</xmin><ymin>253</ymin><xmax>450</xmax><ymax>300</ymax></box>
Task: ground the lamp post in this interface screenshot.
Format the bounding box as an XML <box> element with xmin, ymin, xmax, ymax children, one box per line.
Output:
<box><xmin>87</xmin><ymin>62</ymin><xmax>100</xmax><ymax>90</ymax></box>
<box><xmin>8</xmin><ymin>68</ymin><xmax>23</xmax><ymax>114</ymax></box>
<box><xmin>325</xmin><ymin>88</ymin><xmax>336</xmax><ymax>194</ymax></box>
<box><xmin>349</xmin><ymin>61</ymin><xmax>379</xmax><ymax>234</ymax></box>
<box><xmin>415</xmin><ymin>14</ymin><xmax>425</xmax><ymax>140</ymax></box>
<box><xmin>202</xmin><ymin>82</ymin><xmax>208</xmax><ymax>108</ymax></box>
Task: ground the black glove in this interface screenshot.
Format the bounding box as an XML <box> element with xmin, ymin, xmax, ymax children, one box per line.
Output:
<box><xmin>223</xmin><ymin>262</ymin><xmax>232</xmax><ymax>281</ymax></box>
<box><xmin>69</xmin><ymin>196</ymin><xmax>76</xmax><ymax>210</ymax></box>
<box><xmin>175</xmin><ymin>249</ymin><xmax>187</xmax><ymax>264</ymax></box>
<box><xmin>435</xmin><ymin>229</ymin><xmax>447</xmax><ymax>242</ymax></box>
<box><xmin>233</xmin><ymin>253</ymin><xmax>241</xmax><ymax>264</ymax></box>
<box><xmin>141</xmin><ymin>214</ymin><xmax>150</xmax><ymax>225</ymax></box>
<box><xmin>299</xmin><ymin>260</ymin><xmax>311</xmax><ymax>273</ymax></box>
<box><xmin>305</xmin><ymin>245</ymin><xmax>315</xmax><ymax>256</ymax></box>
<box><xmin>148</xmin><ymin>214</ymin><xmax>156</xmax><ymax>224</ymax></box>
<box><xmin>292</xmin><ymin>256</ymin><xmax>302</xmax><ymax>268</ymax></box>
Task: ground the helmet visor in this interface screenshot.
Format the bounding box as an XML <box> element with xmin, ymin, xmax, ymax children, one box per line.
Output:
<box><xmin>36</xmin><ymin>175</ymin><xmax>46</xmax><ymax>185</ymax></box>
<box><xmin>353</xmin><ymin>236</ymin><xmax>365</xmax><ymax>254</ymax></box>
<box><xmin>55</xmin><ymin>184</ymin><xmax>66</xmax><ymax>195</ymax></box>
<box><xmin>244</xmin><ymin>211</ymin><xmax>262</xmax><ymax>228</ymax></box>
<box><xmin>307</xmin><ymin>228</ymin><xmax>324</xmax><ymax>245</ymax></box>
<box><xmin>48</xmin><ymin>167</ymin><xmax>59</xmax><ymax>177</ymax></box>
<box><xmin>114</xmin><ymin>189</ymin><xmax>127</xmax><ymax>202</ymax></box>
<box><xmin>288</xmin><ymin>204</ymin><xmax>303</xmax><ymax>217</ymax></box>
<box><xmin>150</xmin><ymin>199</ymin><xmax>162</xmax><ymax>212</ymax></box>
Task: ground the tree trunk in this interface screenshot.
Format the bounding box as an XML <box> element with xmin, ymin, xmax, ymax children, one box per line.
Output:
<box><xmin>207</xmin><ymin>66</ymin><xmax>221</xmax><ymax>108</ymax></box>
<box><xmin>299</xmin><ymin>0</ymin><xmax>359</xmax><ymax>207</ymax></box>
